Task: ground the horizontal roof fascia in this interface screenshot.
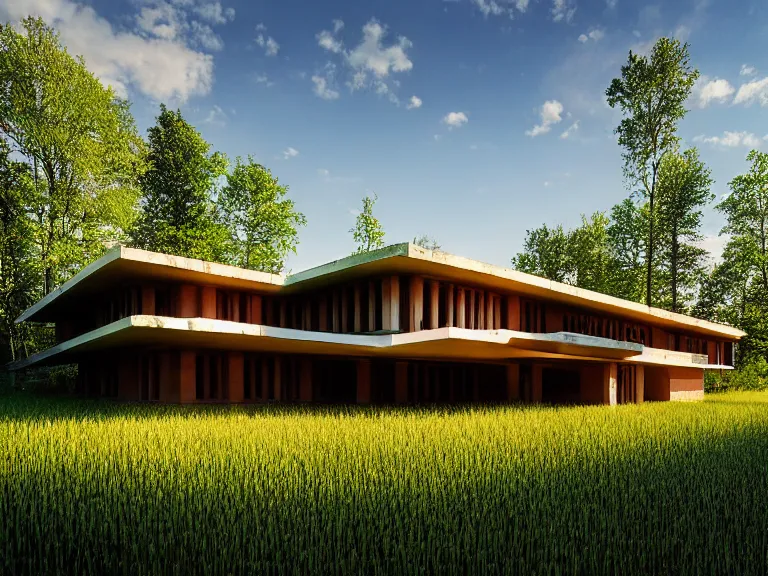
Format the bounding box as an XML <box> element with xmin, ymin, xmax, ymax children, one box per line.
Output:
<box><xmin>16</xmin><ymin>243</ymin><xmax>745</xmax><ymax>340</ymax></box>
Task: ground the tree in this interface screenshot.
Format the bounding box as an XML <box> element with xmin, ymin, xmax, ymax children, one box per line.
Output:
<box><xmin>0</xmin><ymin>17</ymin><xmax>145</xmax><ymax>294</ymax></box>
<box><xmin>607</xmin><ymin>199</ymin><xmax>648</xmax><ymax>303</ymax></box>
<box><xmin>511</xmin><ymin>224</ymin><xmax>571</xmax><ymax>283</ymax></box>
<box><xmin>413</xmin><ymin>235</ymin><xmax>441</xmax><ymax>251</ymax></box>
<box><xmin>350</xmin><ymin>193</ymin><xmax>385</xmax><ymax>254</ymax></box>
<box><xmin>712</xmin><ymin>150</ymin><xmax>768</xmax><ymax>362</ymax></box>
<box><xmin>569</xmin><ymin>212</ymin><xmax>613</xmax><ymax>293</ymax></box>
<box><xmin>218</xmin><ymin>157</ymin><xmax>306</xmax><ymax>274</ymax></box>
<box><xmin>0</xmin><ymin>141</ymin><xmax>39</xmax><ymax>362</ymax></box>
<box><xmin>655</xmin><ymin>148</ymin><xmax>714</xmax><ymax>312</ymax></box>
<box><xmin>131</xmin><ymin>105</ymin><xmax>229</xmax><ymax>262</ymax></box>
<box><xmin>606</xmin><ymin>37</ymin><xmax>699</xmax><ymax>307</ymax></box>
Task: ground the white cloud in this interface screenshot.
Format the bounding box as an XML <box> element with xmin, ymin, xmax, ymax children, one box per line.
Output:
<box><xmin>347</xmin><ymin>20</ymin><xmax>413</xmax><ymax>78</ymax></box>
<box><xmin>552</xmin><ymin>0</ymin><xmax>576</xmax><ymax>23</ymax></box>
<box><xmin>578</xmin><ymin>29</ymin><xmax>604</xmax><ymax>43</ymax></box>
<box><xmin>733</xmin><ymin>77</ymin><xmax>768</xmax><ymax>107</ymax></box>
<box><xmin>693</xmin><ymin>131</ymin><xmax>764</xmax><ymax>148</ymax></box>
<box><xmin>317</xmin><ymin>30</ymin><xmax>343</xmax><ymax>53</ymax></box>
<box><xmin>315</xmin><ymin>19</ymin><xmax>413</xmax><ymax>104</ymax></box>
<box><xmin>283</xmin><ymin>147</ymin><xmax>299</xmax><ymax>159</ymax></box>
<box><xmin>203</xmin><ymin>104</ymin><xmax>227</xmax><ymax>126</ymax></box>
<box><xmin>406</xmin><ymin>95</ymin><xmax>422</xmax><ymax>110</ymax></box>
<box><xmin>255</xmin><ymin>25</ymin><xmax>280</xmax><ymax>56</ymax></box>
<box><xmin>442</xmin><ymin>111</ymin><xmax>468</xmax><ymax>128</ymax></box>
<box><xmin>526</xmin><ymin>100</ymin><xmax>564</xmax><ymax>137</ymax></box>
<box><xmin>0</xmin><ymin>0</ymin><xmax>219</xmax><ymax>102</ymax></box>
<box><xmin>696</xmin><ymin>234</ymin><xmax>730</xmax><ymax>263</ymax></box>
<box><xmin>693</xmin><ymin>76</ymin><xmax>735</xmax><ymax>108</ymax></box>
<box><xmin>311</xmin><ymin>74</ymin><xmax>340</xmax><ymax>100</ymax></box>
<box><xmin>471</xmin><ymin>0</ymin><xmax>529</xmax><ymax>17</ymax></box>
<box><xmin>195</xmin><ymin>2</ymin><xmax>235</xmax><ymax>25</ymax></box>
<box><xmin>253</xmin><ymin>73</ymin><xmax>274</xmax><ymax>87</ymax></box>
<box><xmin>560</xmin><ymin>120</ymin><xmax>580</xmax><ymax>139</ymax></box>
<box><xmin>740</xmin><ymin>64</ymin><xmax>757</xmax><ymax>77</ymax></box>
<box><xmin>606</xmin><ymin>0</ymin><xmax>617</xmax><ymax>8</ymax></box>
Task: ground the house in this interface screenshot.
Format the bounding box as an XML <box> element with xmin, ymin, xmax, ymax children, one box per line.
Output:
<box><xmin>10</xmin><ymin>243</ymin><xmax>743</xmax><ymax>404</ymax></box>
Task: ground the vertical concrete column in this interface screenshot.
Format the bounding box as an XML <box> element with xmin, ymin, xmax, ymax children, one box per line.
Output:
<box><xmin>532</xmin><ymin>364</ymin><xmax>543</xmax><ymax>403</ymax></box>
<box><xmin>390</xmin><ymin>276</ymin><xmax>400</xmax><ymax>331</ymax></box>
<box><xmin>356</xmin><ymin>359</ymin><xmax>371</xmax><ymax>404</ymax></box>
<box><xmin>354</xmin><ymin>284</ymin><xmax>362</xmax><ymax>333</ymax></box>
<box><xmin>487</xmin><ymin>294</ymin><xmax>495</xmax><ymax>331</ymax></box>
<box><xmin>299</xmin><ymin>358</ymin><xmax>313</xmax><ymax>402</ymax></box>
<box><xmin>636</xmin><ymin>365</ymin><xmax>644</xmax><ymax>404</ymax></box>
<box><xmin>319</xmin><ymin>298</ymin><xmax>328</xmax><ymax>332</ymax></box>
<box><xmin>250</xmin><ymin>295</ymin><xmax>262</xmax><ymax>324</ymax></box>
<box><xmin>429</xmin><ymin>280</ymin><xmax>439</xmax><ymax>330</ymax></box>
<box><xmin>230</xmin><ymin>293</ymin><xmax>240</xmax><ymax>322</ymax></box>
<box><xmin>332</xmin><ymin>289</ymin><xmax>340</xmax><ymax>332</ymax></box>
<box><xmin>395</xmin><ymin>361</ymin><xmax>408</xmax><ymax>404</ymax></box>
<box><xmin>506</xmin><ymin>295</ymin><xmax>521</xmax><ymax>331</ymax></box>
<box><xmin>410</xmin><ymin>275</ymin><xmax>424</xmax><ymax>332</ymax></box>
<box><xmin>177</xmin><ymin>285</ymin><xmax>199</xmax><ymax>318</ymax></box>
<box><xmin>201</xmin><ymin>287</ymin><xmax>216</xmax><ymax>319</ymax></box>
<box><xmin>179</xmin><ymin>351</ymin><xmax>196</xmax><ymax>404</ymax></box>
<box><xmin>303</xmin><ymin>300</ymin><xmax>312</xmax><ymax>331</ymax></box>
<box><xmin>506</xmin><ymin>363</ymin><xmax>520</xmax><ymax>402</ymax></box>
<box><xmin>478</xmin><ymin>291</ymin><xmax>485</xmax><ymax>329</ymax></box>
<box><xmin>382</xmin><ymin>277</ymin><xmax>400</xmax><ymax>332</ymax></box>
<box><xmin>445</xmin><ymin>283</ymin><xmax>454</xmax><ymax>327</ymax></box>
<box><xmin>469</xmin><ymin>291</ymin><xmax>476</xmax><ymax>329</ymax></box>
<box><xmin>368</xmin><ymin>281</ymin><xmax>376</xmax><ymax>332</ymax></box>
<box><xmin>141</xmin><ymin>286</ymin><xmax>155</xmax><ymax>316</ymax></box>
<box><xmin>341</xmin><ymin>287</ymin><xmax>349</xmax><ymax>333</ymax></box>
<box><xmin>279</xmin><ymin>301</ymin><xmax>287</xmax><ymax>328</ymax></box>
<box><xmin>273</xmin><ymin>357</ymin><xmax>282</xmax><ymax>401</ymax></box>
<box><xmin>603</xmin><ymin>362</ymin><xmax>618</xmax><ymax>406</ymax></box>
<box><xmin>228</xmin><ymin>352</ymin><xmax>244</xmax><ymax>403</ymax></box>
<box><xmin>456</xmin><ymin>288</ymin><xmax>466</xmax><ymax>328</ymax></box>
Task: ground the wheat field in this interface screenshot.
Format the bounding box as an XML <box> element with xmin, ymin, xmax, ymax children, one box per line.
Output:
<box><xmin>2</xmin><ymin>392</ymin><xmax>767</xmax><ymax>575</ymax></box>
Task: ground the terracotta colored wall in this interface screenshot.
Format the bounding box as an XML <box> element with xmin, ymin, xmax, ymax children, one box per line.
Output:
<box><xmin>668</xmin><ymin>367</ymin><xmax>704</xmax><ymax>392</ymax></box>
<box><xmin>117</xmin><ymin>353</ymin><xmax>139</xmax><ymax>401</ymax></box>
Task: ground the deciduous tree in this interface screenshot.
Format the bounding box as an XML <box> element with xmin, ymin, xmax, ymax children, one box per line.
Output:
<box><xmin>131</xmin><ymin>105</ymin><xmax>229</xmax><ymax>262</ymax></box>
<box><xmin>0</xmin><ymin>17</ymin><xmax>145</xmax><ymax>294</ymax></box>
<box><xmin>350</xmin><ymin>193</ymin><xmax>385</xmax><ymax>254</ymax></box>
<box><xmin>218</xmin><ymin>157</ymin><xmax>306</xmax><ymax>273</ymax></box>
<box><xmin>606</xmin><ymin>37</ymin><xmax>699</xmax><ymax>307</ymax></box>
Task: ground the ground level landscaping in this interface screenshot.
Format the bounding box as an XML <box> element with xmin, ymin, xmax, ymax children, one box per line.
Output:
<box><xmin>2</xmin><ymin>392</ymin><xmax>767</xmax><ymax>575</ymax></box>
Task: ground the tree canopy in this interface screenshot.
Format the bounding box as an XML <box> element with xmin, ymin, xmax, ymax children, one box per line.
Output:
<box><xmin>350</xmin><ymin>194</ymin><xmax>385</xmax><ymax>254</ymax></box>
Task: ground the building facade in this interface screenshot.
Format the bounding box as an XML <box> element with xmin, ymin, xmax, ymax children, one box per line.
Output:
<box><xmin>11</xmin><ymin>243</ymin><xmax>744</xmax><ymax>405</ymax></box>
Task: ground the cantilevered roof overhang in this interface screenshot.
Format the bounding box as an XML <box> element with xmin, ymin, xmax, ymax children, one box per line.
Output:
<box><xmin>17</xmin><ymin>243</ymin><xmax>746</xmax><ymax>341</ymax></box>
<box><xmin>9</xmin><ymin>316</ymin><xmax>648</xmax><ymax>372</ymax></box>
<box><xmin>16</xmin><ymin>247</ymin><xmax>284</xmax><ymax>324</ymax></box>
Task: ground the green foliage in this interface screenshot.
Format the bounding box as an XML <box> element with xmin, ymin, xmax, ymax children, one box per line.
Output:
<box><xmin>0</xmin><ymin>141</ymin><xmax>38</xmax><ymax>362</ymax></box>
<box><xmin>0</xmin><ymin>17</ymin><xmax>145</xmax><ymax>294</ymax></box>
<box><xmin>131</xmin><ymin>105</ymin><xmax>229</xmax><ymax>262</ymax></box>
<box><xmin>218</xmin><ymin>157</ymin><xmax>306</xmax><ymax>274</ymax></box>
<box><xmin>697</xmin><ymin>150</ymin><xmax>768</xmax><ymax>363</ymax></box>
<box><xmin>511</xmin><ymin>223</ymin><xmax>571</xmax><ymax>283</ymax></box>
<box><xmin>705</xmin><ymin>361</ymin><xmax>768</xmax><ymax>393</ymax></box>
<box><xmin>413</xmin><ymin>235</ymin><xmax>441</xmax><ymax>251</ymax></box>
<box><xmin>350</xmin><ymin>193</ymin><xmax>385</xmax><ymax>254</ymax></box>
<box><xmin>654</xmin><ymin>148</ymin><xmax>714</xmax><ymax>312</ymax></box>
<box><xmin>2</xmin><ymin>395</ymin><xmax>768</xmax><ymax>574</ymax></box>
<box><xmin>607</xmin><ymin>199</ymin><xmax>648</xmax><ymax>302</ymax></box>
<box><xmin>607</xmin><ymin>37</ymin><xmax>699</xmax><ymax>307</ymax></box>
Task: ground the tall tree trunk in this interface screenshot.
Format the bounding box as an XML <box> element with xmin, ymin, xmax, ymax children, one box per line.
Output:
<box><xmin>646</xmin><ymin>163</ymin><xmax>658</xmax><ymax>308</ymax></box>
<box><xmin>671</xmin><ymin>223</ymin><xmax>678</xmax><ymax>313</ymax></box>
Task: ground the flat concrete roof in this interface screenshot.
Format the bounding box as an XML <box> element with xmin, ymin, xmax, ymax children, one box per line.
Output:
<box><xmin>10</xmin><ymin>315</ymin><xmax>732</xmax><ymax>373</ymax></box>
<box><xmin>16</xmin><ymin>243</ymin><xmax>746</xmax><ymax>340</ymax></box>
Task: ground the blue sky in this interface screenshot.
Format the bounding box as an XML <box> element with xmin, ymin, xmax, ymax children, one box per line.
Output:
<box><xmin>2</xmin><ymin>0</ymin><xmax>767</xmax><ymax>273</ymax></box>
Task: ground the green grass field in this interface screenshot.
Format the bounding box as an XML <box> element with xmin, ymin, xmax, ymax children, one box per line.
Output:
<box><xmin>2</xmin><ymin>392</ymin><xmax>768</xmax><ymax>575</ymax></box>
